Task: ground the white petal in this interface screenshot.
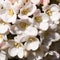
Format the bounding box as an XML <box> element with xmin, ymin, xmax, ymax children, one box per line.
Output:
<box><xmin>42</xmin><ymin>13</ymin><xmax>49</xmax><ymax>22</ymax></box>
<box><xmin>50</xmin><ymin>12</ymin><xmax>60</xmax><ymax>23</ymax></box>
<box><xmin>14</xmin><ymin>34</ymin><xmax>26</xmax><ymax>43</ymax></box>
<box><xmin>8</xmin><ymin>47</ymin><xmax>18</xmax><ymax>57</ymax></box>
<box><xmin>31</xmin><ymin>0</ymin><xmax>40</xmax><ymax>5</ymax></box>
<box><xmin>1</xmin><ymin>42</ymin><xmax>9</xmax><ymax>50</ymax></box>
<box><xmin>8</xmin><ymin>14</ymin><xmax>17</xmax><ymax>24</ymax></box>
<box><xmin>25</xmin><ymin>40</ymin><xmax>40</xmax><ymax>51</ymax></box>
<box><xmin>39</xmin><ymin>22</ymin><xmax>49</xmax><ymax>31</ymax></box>
<box><xmin>18</xmin><ymin>47</ymin><xmax>24</xmax><ymax>58</ymax></box>
<box><xmin>24</xmin><ymin>26</ymin><xmax>38</xmax><ymax>36</ymax></box>
<box><xmin>0</xmin><ymin>24</ymin><xmax>9</xmax><ymax>34</ymax></box>
<box><xmin>50</xmin><ymin>23</ymin><xmax>57</xmax><ymax>30</ymax></box>
<box><xmin>0</xmin><ymin>52</ymin><xmax>6</xmax><ymax>60</ymax></box>
<box><xmin>50</xmin><ymin>4</ymin><xmax>59</xmax><ymax>12</ymax></box>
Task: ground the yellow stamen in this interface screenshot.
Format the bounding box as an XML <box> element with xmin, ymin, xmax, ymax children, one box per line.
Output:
<box><xmin>8</xmin><ymin>9</ymin><xmax>14</xmax><ymax>16</ymax></box>
<box><xmin>20</xmin><ymin>22</ymin><xmax>28</xmax><ymax>29</ymax></box>
<box><xmin>34</xmin><ymin>16</ymin><xmax>42</xmax><ymax>23</ymax></box>
<box><xmin>14</xmin><ymin>42</ymin><xmax>21</xmax><ymax>48</ymax></box>
<box><xmin>21</xmin><ymin>9</ymin><xmax>29</xmax><ymax>15</ymax></box>
<box><xmin>0</xmin><ymin>20</ymin><xmax>6</xmax><ymax>25</ymax></box>
<box><xmin>28</xmin><ymin>37</ymin><xmax>35</xmax><ymax>42</ymax></box>
<box><xmin>0</xmin><ymin>35</ymin><xmax>2</xmax><ymax>39</ymax></box>
<box><xmin>24</xmin><ymin>0</ymin><xmax>28</xmax><ymax>3</ymax></box>
<box><xmin>46</xmin><ymin>9</ymin><xmax>52</xmax><ymax>16</ymax></box>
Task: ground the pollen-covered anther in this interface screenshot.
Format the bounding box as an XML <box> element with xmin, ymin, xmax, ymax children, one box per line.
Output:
<box><xmin>46</xmin><ymin>9</ymin><xmax>52</xmax><ymax>16</ymax></box>
<box><xmin>8</xmin><ymin>9</ymin><xmax>14</xmax><ymax>16</ymax></box>
<box><xmin>14</xmin><ymin>43</ymin><xmax>21</xmax><ymax>48</ymax></box>
<box><xmin>20</xmin><ymin>22</ymin><xmax>28</xmax><ymax>29</ymax></box>
<box><xmin>24</xmin><ymin>0</ymin><xmax>28</xmax><ymax>3</ymax></box>
<box><xmin>0</xmin><ymin>20</ymin><xmax>7</xmax><ymax>25</ymax></box>
<box><xmin>34</xmin><ymin>16</ymin><xmax>42</xmax><ymax>23</ymax></box>
<box><xmin>0</xmin><ymin>35</ymin><xmax>2</xmax><ymax>39</ymax></box>
<box><xmin>28</xmin><ymin>37</ymin><xmax>35</xmax><ymax>42</ymax></box>
<box><xmin>21</xmin><ymin>9</ymin><xmax>29</xmax><ymax>15</ymax></box>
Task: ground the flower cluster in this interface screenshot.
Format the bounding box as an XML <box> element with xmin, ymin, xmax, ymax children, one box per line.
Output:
<box><xmin>0</xmin><ymin>0</ymin><xmax>60</xmax><ymax>60</ymax></box>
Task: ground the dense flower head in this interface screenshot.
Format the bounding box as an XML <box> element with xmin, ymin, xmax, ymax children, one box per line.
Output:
<box><xmin>0</xmin><ymin>0</ymin><xmax>60</xmax><ymax>60</ymax></box>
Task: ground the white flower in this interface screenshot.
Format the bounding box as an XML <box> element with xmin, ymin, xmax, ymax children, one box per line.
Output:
<box><xmin>18</xmin><ymin>2</ymin><xmax>37</xmax><ymax>19</ymax></box>
<box><xmin>9</xmin><ymin>18</ymin><xmax>32</xmax><ymax>34</ymax></box>
<box><xmin>8</xmin><ymin>41</ymin><xmax>25</xmax><ymax>58</ymax></box>
<box><xmin>33</xmin><ymin>12</ymin><xmax>49</xmax><ymax>31</ymax></box>
<box><xmin>9</xmin><ymin>18</ymin><xmax>38</xmax><ymax>36</ymax></box>
<box><xmin>0</xmin><ymin>4</ymin><xmax>17</xmax><ymax>24</ymax></box>
<box><xmin>44</xmin><ymin>4</ymin><xmax>60</xmax><ymax>24</ymax></box>
<box><xmin>24</xmin><ymin>36</ymin><xmax>40</xmax><ymax>51</ymax></box>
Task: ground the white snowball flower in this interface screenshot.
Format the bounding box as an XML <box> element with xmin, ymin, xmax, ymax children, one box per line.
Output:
<box><xmin>8</xmin><ymin>41</ymin><xmax>26</xmax><ymax>58</ymax></box>
<box><xmin>44</xmin><ymin>4</ymin><xmax>60</xmax><ymax>24</ymax></box>
<box><xmin>24</xmin><ymin>36</ymin><xmax>40</xmax><ymax>51</ymax></box>
<box><xmin>9</xmin><ymin>18</ymin><xmax>32</xmax><ymax>34</ymax></box>
<box><xmin>18</xmin><ymin>2</ymin><xmax>37</xmax><ymax>19</ymax></box>
<box><xmin>33</xmin><ymin>11</ymin><xmax>49</xmax><ymax>31</ymax></box>
<box><xmin>0</xmin><ymin>4</ymin><xmax>17</xmax><ymax>24</ymax></box>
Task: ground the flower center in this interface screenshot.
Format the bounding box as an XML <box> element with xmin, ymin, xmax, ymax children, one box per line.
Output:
<box><xmin>24</xmin><ymin>0</ymin><xmax>28</xmax><ymax>3</ymax></box>
<box><xmin>34</xmin><ymin>16</ymin><xmax>42</xmax><ymax>23</ymax></box>
<box><xmin>46</xmin><ymin>9</ymin><xmax>52</xmax><ymax>16</ymax></box>
<box><xmin>8</xmin><ymin>9</ymin><xmax>14</xmax><ymax>16</ymax></box>
<box><xmin>14</xmin><ymin>42</ymin><xmax>21</xmax><ymax>48</ymax></box>
<box><xmin>0</xmin><ymin>20</ymin><xmax>7</xmax><ymax>25</ymax></box>
<box><xmin>21</xmin><ymin>9</ymin><xmax>29</xmax><ymax>15</ymax></box>
<box><xmin>28</xmin><ymin>37</ymin><xmax>35</xmax><ymax>42</ymax></box>
<box><xmin>20</xmin><ymin>22</ymin><xmax>28</xmax><ymax>29</ymax></box>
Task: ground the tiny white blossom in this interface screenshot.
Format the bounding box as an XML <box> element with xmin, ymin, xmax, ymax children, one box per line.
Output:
<box><xmin>8</xmin><ymin>40</ymin><xmax>26</xmax><ymax>58</ymax></box>
<box><xmin>43</xmin><ymin>4</ymin><xmax>60</xmax><ymax>24</ymax></box>
<box><xmin>24</xmin><ymin>36</ymin><xmax>40</xmax><ymax>51</ymax></box>
<box><xmin>18</xmin><ymin>2</ymin><xmax>37</xmax><ymax>19</ymax></box>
